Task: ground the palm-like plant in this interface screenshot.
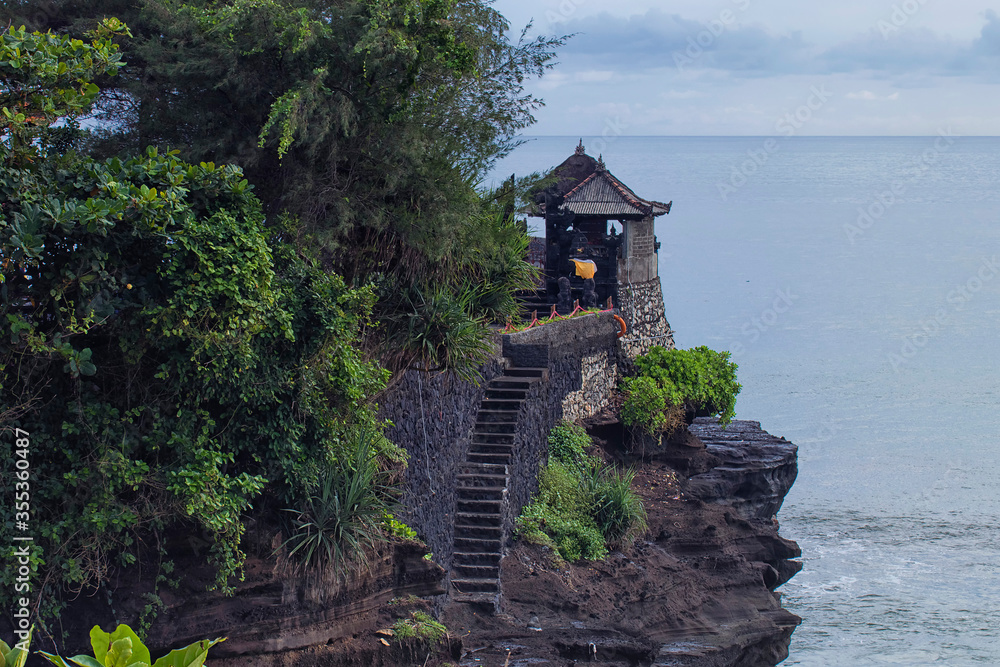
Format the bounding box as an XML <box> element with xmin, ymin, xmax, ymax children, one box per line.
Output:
<box><xmin>280</xmin><ymin>428</ymin><xmax>394</xmax><ymax>575</ymax></box>
<box><xmin>582</xmin><ymin>462</ymin><xmax>648</xmax><ymax>547</ymax></box>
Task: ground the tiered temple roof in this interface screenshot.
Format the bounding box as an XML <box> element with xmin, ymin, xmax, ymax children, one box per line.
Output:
<box><xmin>530</xmin><ymin>140</ymin><xmax>671</xmax><ymax>219</ymax></box>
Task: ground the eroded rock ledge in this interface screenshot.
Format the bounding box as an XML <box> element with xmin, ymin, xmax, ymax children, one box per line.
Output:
<box><xmin>442</xmin><ymin>418</ymin><xmax>802</xmax><ymax>667</ymax></box>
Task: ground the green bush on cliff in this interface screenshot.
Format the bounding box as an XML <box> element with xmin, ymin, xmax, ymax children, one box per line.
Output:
<box><xmin>391</xmin><ymin>611</ymin><xmax>448</xmax><ymax>644</ymax></box>
<box><xmin>547</xmin><ymin>421</ymin><xmax>590</xmax><ymax>464</ymax></box>
<box><xmin>626</xmin><ymin>345</ymin><xmax>741</xmax><ymax>427</ymax></box>
<box><xmin>516</xmin><ymin>427</ymin><xmax>646</xmax><ymax>562</ymax></box>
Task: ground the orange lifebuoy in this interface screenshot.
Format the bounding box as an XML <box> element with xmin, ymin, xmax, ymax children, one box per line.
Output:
<box><xmin>612</xmin><ymin>314</ymin><xmax>627</xmax><ymax>338</ymax></box>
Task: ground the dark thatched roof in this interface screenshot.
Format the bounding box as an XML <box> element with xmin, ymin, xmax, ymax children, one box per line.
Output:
<box><xmin>529</xmin><ymin>140</ymin><xmax>671</xmax><ymax>219</ymax></box>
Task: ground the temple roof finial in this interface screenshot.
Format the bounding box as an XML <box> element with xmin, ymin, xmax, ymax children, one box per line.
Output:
<box><xmin>597</xmin><ymin>154</ymin><xmax>606</xmax><ymax>171</ymax></box>
<box><xmin>575</xmin><ymin>139</ymin><xmax>586</xmax><ymax>155</ymax></box>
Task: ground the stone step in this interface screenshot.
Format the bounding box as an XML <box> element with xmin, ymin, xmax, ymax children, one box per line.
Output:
<box><xmin>450</xmin><ymin>591</ymin><xmax>499</xmax><ymax>606</ymax></box>
<box><xmin>467</xmin><ymin>452</ymin><xmax>511</xmax><ymax>465</ymax></box>
<box><xmin>485</xmin><ymin>388</ymin><xmax>528</xmax><ymax>400</ymax></box>
<box><xmin>456</xmin><ymin>473</ymin><xmax>507</xmax><ymax>488</ymax></box>
<box><xmin>457</xmin><ymin>498</ymin><xmax>501</xmax><ymax>514</ymax></box>
<box><xmin>490</xmin><ymin>378</ymin><xmax>536</xmax><ymax>390</ymax></box>
<box><xmin>452</xmin><ymin>578</ymin><xmax>499</xmax><ymax>594</ymax></box>
<box><xmin>473</xmin><ymin>422</ymin><xmax>517</xmax><ymax>434</ymax></box>
<box><xmin>479</xmin><ymin>399</ymin><xmax>523</xmax><ymax>411</ymax></box>
<box><xmin>454</xmin><ymin>523</ymin><xmax>502</xmax><ymax>540</ymax></box>
<box><xmin>453</xmin><ymin>564</ymin><xmax>499</xmax><ymax>579</ymax></box>
<box><xmin>504</xmin><ymin>367</ymin><xmax>548</xmax><ymax>380</ymax></box>
<box><xmin>471</xmin><ymin>431</ymin><xmax>516</xmax><ymax>442</ymax></box>
<box><xmin>454</xmin><ymin>536</ymin><xmax>502</xmax><ymax>552</ymax></box>
<box><xmin>456</xmin><ymin>512</ymin><xmax>502</xmax><ymax>527</ymax></box>
<box><xmin>456</xmin><ymin>487</ymin><xmax>505</xmax><ymax>502</ymax></box>
<box><xmin>476</xmin><ymin>409</ymin><xmax>519</xmax><ymax>423</ymax></box>
<box><xmin>453</xmin><ymin>551</ymin><xmax>502</xmax><ymax>566</ymax></box>
<box><xmin>469</xmin><ymin>443</ymin><xmax>515</xmax><ymax>455</ymax></box>
<box><xmin>459</xmin><ymin>462</ymin><xmax>507</xmax><ymax>475</ymax></box>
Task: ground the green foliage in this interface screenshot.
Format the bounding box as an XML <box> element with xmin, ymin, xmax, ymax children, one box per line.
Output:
<box><xmin>0</xmin><ymin>626</ymin><xmax>31</xmax><ymax>667</ymax></box>
<box><xmin>381</xmin><ymin>515</ymin><xmax>418</xmax><ymax>540</ymax></box>
<box><xmin>23</xmin><ymin>0</ymin><xmax>560</xmax><ymax>380</ymax></box>
<box><xmin>629</xmin><ymin>345</ymin><xmax>742</xmax><ymax>426</ymax></box>
<box><xmin>620</xmin><ymin>376</ymin><xmax>669</xmax><ymax>435</ymax></box>
<box><xmin>582</xmin><ymin>463</ymin><xmax>647</xmax><ymax>547</ymax></box>
<box><xmin>0</xmin><ymin>30</ymin><xmax>394</xmax><ymax>615</ymax></box>
<box><xmin>516</xmin><ymin>425</ymin><xmax>646</xmax><ymax>562</ymax></box>
<box><xmin>391</xmin><ymin>611</ymin><xmax>448</xmax><ymax>644</ymax></box>
<box><xmin>280</xmin><ymin>428</ymin><xmax>395</xmax><ymax>575</ymax></box>
<box><xmin>37</xmin><ymin>623</ymin><xmax>224</xmax><ymax>667</ymax></box>
<box><xmin>547</xmin><ymin>421</ymin><xmax>590</xmax><ymax>465</ymax></box>
<box><xmin>0</xmin><ymin>19</ymin><xmax>129</xmax><ymax>156</ymax></box>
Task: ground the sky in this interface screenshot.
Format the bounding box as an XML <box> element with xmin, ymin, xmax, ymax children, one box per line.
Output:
<box><xmin>491</xmin><ymin>0</ymin><xmax>1000</xmax><ymax>135</ymax></box>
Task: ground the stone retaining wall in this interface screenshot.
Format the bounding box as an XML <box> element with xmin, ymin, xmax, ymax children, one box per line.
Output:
<box><xmin>379</xmin><ymin>355</ymin><xmax>504</xmax><ymax>573</ymax></box>
<box><xmin>617</xmin><ymin>275</ymin><xmax>675</xmax><ymax>358</ymax></box>
<box><xmin>381</xmin><ymin>297</ymin><xmax>668</xmax><ymax>573</ymax></box>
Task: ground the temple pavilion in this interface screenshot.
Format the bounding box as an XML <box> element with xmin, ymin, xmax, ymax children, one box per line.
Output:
<box><xmin>525</xmin><ymin>141</ymin><xmax>671</xmax><ymax>312</ymax></box>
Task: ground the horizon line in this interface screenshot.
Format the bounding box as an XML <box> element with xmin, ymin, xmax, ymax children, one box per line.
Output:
<box><xmin>517</xmin><ymin>134</ymin><xmax>995</xmax><ymax>138</ymax></box>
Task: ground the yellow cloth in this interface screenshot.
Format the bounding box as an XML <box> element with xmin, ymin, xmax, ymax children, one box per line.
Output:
<box><xmin>571</xmin><ymin>259</ymin><xmax>597</xmax><ymax>280</ymax></box>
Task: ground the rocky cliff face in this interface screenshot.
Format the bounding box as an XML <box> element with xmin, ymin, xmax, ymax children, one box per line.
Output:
<box><xmin>442</xmin><ymin>418</ymin><xmax>802</xmax><ymax>667</ymax></box>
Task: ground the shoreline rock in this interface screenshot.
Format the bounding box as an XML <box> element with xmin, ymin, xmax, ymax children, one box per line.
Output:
<box><xmin>441</xmin><ymin>418</ymin><xmax>802</xmax><ymax>667</ymax></box>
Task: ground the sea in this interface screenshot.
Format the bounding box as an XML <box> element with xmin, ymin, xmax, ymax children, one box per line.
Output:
<box><xmin>490</xmin><ymin>136</ymin><xmax>1000</xmax><ymax>666</ymax></box>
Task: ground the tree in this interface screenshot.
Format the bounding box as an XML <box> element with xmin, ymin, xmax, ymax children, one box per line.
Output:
<box><xmin>1</xmin><ymin>23</ymin><xmax>396</xmax><ymax>624</ymax></box>
<box><xmin>12</xmin><ymin>0</ymin><xmax>562</xmax><ymax>378</ymax></box>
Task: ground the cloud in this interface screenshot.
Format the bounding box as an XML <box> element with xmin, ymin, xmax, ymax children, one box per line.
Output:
<box><xmin>552</xmin><ymin>7</ymin><xmax>1000</xmax><ymax>82</ymax></box>
<box><xmin>559</xmin><ymin>9</ymin><xmax>813</xmax><ymax>75</ymax></box>
<box><xmin>846</xmin><ymin>90</ymin><xmax>900</xmax><ymax>101</ymax></box>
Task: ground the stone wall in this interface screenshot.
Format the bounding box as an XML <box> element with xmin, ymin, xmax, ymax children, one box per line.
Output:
<box><xmin>500</xmin><ymin>312</ymin><xmax>623</xmax><ymax>523</ymax></box>
<box><xmin>617</xmin><ymin>275</ymin><xmax>675</xmax><ymax>358</ymax></box>
<box><xmin>381</xmin><ymin>312</ymin><xmax>631</xmax><ymax>573</ymax></box>
<box><xmin>379</xmin><ymin>354</ymin><xmax>504</xmax><ymax>574</ymax></box>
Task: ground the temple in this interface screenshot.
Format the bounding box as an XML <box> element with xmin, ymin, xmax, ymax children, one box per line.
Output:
<box><xmin>526</xmin><ymin>140</ymin><xmax>671</xmax><ymax>311</ymax></box>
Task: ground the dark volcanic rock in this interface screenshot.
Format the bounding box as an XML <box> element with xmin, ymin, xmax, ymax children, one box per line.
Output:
<box><xmin>443</xmin><ymin>420</ymin><xmax>802</xmax><ymax>667</ymax></box>
<box><xmin>686</xmin><ymin>419</ymin><xmax>799</xmax><ymax>520</ymax></box>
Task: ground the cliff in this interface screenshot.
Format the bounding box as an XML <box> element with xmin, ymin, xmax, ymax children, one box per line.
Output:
<box><xmin>440</xmin><ymin>418</ymin><xmax>801</xmax><ymax>667</ymax></box>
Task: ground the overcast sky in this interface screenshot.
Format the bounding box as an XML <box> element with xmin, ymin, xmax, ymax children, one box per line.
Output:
<box><xmin>492</xmin><ymin>0</ymin><xmax>1000</xmax><ymax>135</ymax></box>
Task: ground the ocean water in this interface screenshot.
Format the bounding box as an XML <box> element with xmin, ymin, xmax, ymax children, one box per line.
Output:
<box><xmin>491</xmin><ymin>136</ymin><xmax>1000</xmax><ymax>666</ymax></box>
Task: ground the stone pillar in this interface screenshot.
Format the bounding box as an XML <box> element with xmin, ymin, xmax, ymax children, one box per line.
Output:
<box><xmin>616</xmin><ymin>275</ymin><xmax>675</xmax><ymax>359</ymax></box>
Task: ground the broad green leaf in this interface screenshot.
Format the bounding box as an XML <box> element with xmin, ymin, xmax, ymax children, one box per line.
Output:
<box><xmin>3</xmin><ymin>626</ymin><xmax>31</xmax><ymax>667</ymax></box>
<box><xmin>90</xmin><ymin>626</ymin><xmax>150</xmax><ymax>666</ymax></box>
<box><xmin>66</xmin><ymin>657</ymin><xmax>104</xmax><ymax>667</ymax></box>
<box><xmin>150</xmin><ymin>638</ymin><xmax>225</xmax><ymax>667</ymax></box>
<box><xmin>107</xmin><ymin>637</ymin><xmax>133</xmax><ymax>667</ymax></box>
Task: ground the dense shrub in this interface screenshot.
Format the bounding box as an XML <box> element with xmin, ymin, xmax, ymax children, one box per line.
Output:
<box><xmin>547</xmin><ymin>421</ymin><xmax>590</xmax><ymax>464</ymax></box>
<box><xmin>629</xmin><ymin>345</ymin><xmax>741</xmax><ymax>426</ymax></box>
<box><xmin>516</xmin><ymin>426</ymin><xmax>645</xmax><ymax>562</ymax></box>
<box><xmin>583</xmin><ymin>463</ymin><xmax>647</xmax><ymax>547</ymax></box>
<box><xmin>0</xmin><ymin>23</ymin><xmax>396</xmax><ymax>618</ymax></box>
<box><xmin>392</xmin><ymin>611</ymin><xmax>448</xmax><ymax>644</ymax></box>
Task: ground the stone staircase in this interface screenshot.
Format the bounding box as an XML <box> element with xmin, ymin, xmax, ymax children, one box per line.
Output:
<box><xmin>515</xmin><ymin>287</ymin><xmax>552</xmax><ymax>320</ymax></box>
<box><xmin>451</xmin><ymin>366</ymin><xmax>547</xmax><ymax>604</ymax></box>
